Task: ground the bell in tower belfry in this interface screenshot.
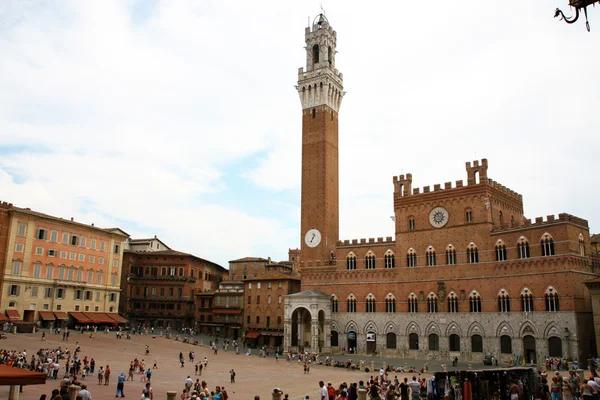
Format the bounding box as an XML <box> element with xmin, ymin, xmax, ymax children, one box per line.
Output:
<box><xmin>297</xmin><ymin>14</ymin><xmax>344</xmax><ymax>266</ymax></box>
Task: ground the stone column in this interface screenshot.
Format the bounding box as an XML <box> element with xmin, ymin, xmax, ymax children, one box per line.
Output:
<box><xmin>311</xmin><ymin>320</ymin><xmax>320</xmax><ymax>354</ymax></box>
<box><xmin>8</xmin><ymin>385</ymin><xmax>19</xmax><ymax>400</ymax></box>
<box><xmin>166</xmin><ymin>391</ymin><xmax>178</xmax><ymax>400</ymax></box>
<box><xmin>297</xmin><ymin>317</ymin><xmax>304</xmax><ymax>349</ymax></box>
<box><xmin>68</xmin><ymin>385</ymin><xmax>80</xmax><ymax>400</ymax></box>
<box><xmin>283</xmin><ymin>320</ymin><xmax>291</xmax><ymax>350</ymax></box>
<box><xmin>323</xmin><ymin>319</ymin><xmax>332</xmax><ymax>354</ymax></box>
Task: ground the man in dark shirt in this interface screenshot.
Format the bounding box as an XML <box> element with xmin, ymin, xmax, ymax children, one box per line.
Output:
<box><xmin>399</xmin><ymin>378</ymin><xmax>409</xmax><ymax>400</ymax></box>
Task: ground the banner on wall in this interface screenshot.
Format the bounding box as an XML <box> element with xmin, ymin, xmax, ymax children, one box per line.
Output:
<box><xmin>366</xmin><ymin>332</ymin><xmax>376</xmax><ymax>342</ymax></box>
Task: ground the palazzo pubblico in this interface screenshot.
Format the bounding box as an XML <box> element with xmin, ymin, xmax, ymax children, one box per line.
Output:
<box><xmin>282</xmin><ymin>15</ymin><xmax>599</xmax><ymax>363</ymax></box>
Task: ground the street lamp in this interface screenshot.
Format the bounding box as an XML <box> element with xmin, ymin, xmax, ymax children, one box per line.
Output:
<box><xmin>555</xmin><ymin>0</ymin><xmax>599</xmax><ymax>31</ymax></box>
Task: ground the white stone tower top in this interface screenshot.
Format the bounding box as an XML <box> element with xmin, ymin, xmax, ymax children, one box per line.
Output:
<box><xmin>296</xmin><ymin>14</ymin><xmax>344</xmax><ymax>112</ymax></box>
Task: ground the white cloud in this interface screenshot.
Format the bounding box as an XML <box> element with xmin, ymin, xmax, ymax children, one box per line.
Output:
<box><xmin>0</xmin><ymin>0</ymin><xmax>599</xmax><ymax>269</ymax></box>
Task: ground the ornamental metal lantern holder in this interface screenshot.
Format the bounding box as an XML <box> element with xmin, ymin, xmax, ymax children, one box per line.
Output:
<box><xmin>555</xmin><ymin>0</ymin><xmax>599</xmax><ymax>31</ymax></box>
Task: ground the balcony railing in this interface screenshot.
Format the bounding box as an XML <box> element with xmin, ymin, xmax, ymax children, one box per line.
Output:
<box><xmin>128</xmin><ymin>275</ymin><xmax>196</xmax><ymax>283</ymax></box>
<box><xmin>128</xmin><ymin>295</ymin><xmax>193</xmax><ymax>302</ymax></box>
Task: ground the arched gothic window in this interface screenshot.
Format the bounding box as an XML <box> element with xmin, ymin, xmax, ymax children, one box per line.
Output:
<box><xmin>331</xmin><ymin>295</ymin><xmax>338</xmax><ymax>313</ymax></box>
<box><xmin>385</xmin><ymin>294</ymin><xmax>396</xmax><ymax>313</ymax></box>
<box><xmin>408</xmin><ymin>293</ymin><xmax>418</xmax><ymax>313</ymax></box>
<box><xmin>499</xmin><ymin>211</ymin><xmax>504</xmax><ymax>226</ymax></box>
<box><xmin>517</xmin><ymin>237</ymin><xmax>531</xmax><ymax>259</ymax></box>
<box><xmin>541</xmin><ymin>233</ymin><xmax>555</xmax><ymax>256</ymax></box>
<box><xmin>465</xmin><ymin>209</ymin><xmax>473</xmax><ymax>223</ymax></box>
<box><xmin>347</xmin><ymin>295</ymin><xmax>356</xmax><ymax>313</ymax></box>
<box><xmin>545</xmin><ymin>287</ymin><xmax>560</xmax><ymax>312</ymax></box>
<box><xmin>521</xmin><ymin>288</ymin><xmax>534</xmax><ymax>312</ymax></box>
<box><xmin>365</xmin><ymin>252</ymin><xmax>376</xmax><ymax>270</ymax></box>
<box><xmin>447</xmin><ymin>292</ymin><xmax>459</xmax><ymax>313</ymax></box>
<box><xmin>497</xmin><ymin>289</ymin><xmax>510</xmax><ymax>312</ymax></box>
<box><xmin>467</xmin><ymin>243</ymin><xmax>479</xmax><ymax>264</ymax></box>
<box><xmin>408</xmin><ymin>217</ymin><xmax>415</xmax><ymax>231</ymax></box>
<box><xmin>495</xmin><ymin>240</ymin><xmax>508</xmax><ymax>261</ymax></box>
<box><xmin>469</xmin><ymin>291</ymin><xmax>482</xmax><ymax>313</ymax></box>
<box><xmin>426</xmin><ymin>246</ymin><xmax>436</xmax><ymax>266</ymax></box>
<box><xmin>346</xmin><ymin>253</ymin><xmax>356</xmax><ymax>270</ymax></box>
<box><xmin>312</xmin><ymin>44</ymin><xmax>320</xmax><ymax>64</ymax></box>
<box><xmin>384</xmin><ymin>250</ymin><xmax>395</xmax><ymax>269</ymax></box>
<box><xmin>407</xmin><ymin>248</ymin><xmax>417</xmax><ymax>267</ymax></box>
<box><xmin>579</xmin><ymin>234</ymin><xmax>586</xmax><ymax>257</ymax></box>
<box><xmin>446</xmin><ymin>245</ymin><xmax>456</xmax><ymax>265</ymax></box>
<box><xmin>427</xmin><ymin>293</ymin><xmax>438</xmax><ymax>313</ymax></box>
<box><xmin>365</xmin><ymin>294</ymin><xmax>376</xmax><ymax>313</ymax></box>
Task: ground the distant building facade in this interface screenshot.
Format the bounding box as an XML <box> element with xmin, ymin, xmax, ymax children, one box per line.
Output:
<box><xmin>120</xmin><ymin>248</ymin><xmax>227</xmax><ymax>329</ymax></box>
<box><xmin>0</xmin><ymin>201</ymin><xmax>128</xmax><ymax>326</ymax></box>
<box><xmin>244</xmin><ymin>262</ymin><xmax>301</xmax><ymax>348</ymax></box>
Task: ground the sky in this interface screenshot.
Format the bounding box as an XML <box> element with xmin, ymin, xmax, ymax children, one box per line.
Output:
<box><xmin>0</xmin><ymin>0</ymin><xmax>598</xmax><ymax>269</ymax></box>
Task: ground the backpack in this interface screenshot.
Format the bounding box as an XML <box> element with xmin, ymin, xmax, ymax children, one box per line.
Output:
<box><xmin>327</xmin><ymin>386</ymin><xmax>335</xmax><ymax>399</ymax></box>
<box><xmin>222</xmin><ymin>390</ymin><xmax>229</xmax><ymax>400</ymax></box>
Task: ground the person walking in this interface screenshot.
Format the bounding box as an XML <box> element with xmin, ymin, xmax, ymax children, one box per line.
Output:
<box><xmin>116</xmin><ymin>371</ymin><xmax>126</xmax><ymax>397</ymax></box>
<box><xmin>230</xmin><ymin>369</ymin><xmax>235</xmax><ymax>383</ymax></box>
<box><xmin>104</xmin><ymin>365</ymin><xmax>111</xmax><ymax>386</ymax></box>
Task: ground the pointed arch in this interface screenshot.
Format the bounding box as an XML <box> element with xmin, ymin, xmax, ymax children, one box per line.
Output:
<box><xmin>517</xmin><ymin>236</ymin><xmax>531</xmax><ymax>259</ymax></box>
<box><xmin>579</xmin><ymin>233</ymin><xmax>586</xmax><ymax>256</ymax></box>
<box><xmin>496</xmin><ymin>321</ymin><xmax>515</xmax><ymax>337</ymax></box>
<box><xmin>385</xmin><ymin>293</ymin><xmax>396</xmax><ymax>313</ymax></box>
<box><xmin>541</xmin><ymin>232</ymin><xmax>555</xmax><ymax>256</ymax></box>
<box><xmin>384</xmin><ymin>321</ymin><xmax>397</xmax><ymax>334</ymax></box>
<box><xmin>467</xmin><ymin>321</ymin><xmax>485</xmax><ymax>337</ymax></box>
<box><xmin>331</xmin><ymin>320</ymin><xmax>341</xmax><ymax>333</ymax></box>
<box><xmin>406</xmin><ymin>321</ymin><xmax>422</xmax><ymax>336</ymax></box>
<box><xmin>518</xmin><ymin>321</ymin><xmax>538</xmax><ymax>337</ymax></box>
<box><xmin>384</xmin><ymin>249</ymin><xmax>395</xmax><ymax>269</ymax></box>
<box><xmin>426</xmin><ymin>246</ymin><xmax>437</xmax><ymax>266</ymax></box>
<box><xmin>407</xmin><ymin>248</ymin><xmax>417</xmax><ymax>267</ymax></box>
<box><xmin>365</xmin><ymin>250</ymin><xmax>376</xmax><ymax>269</ymax></box>
<box><xmin>365</xmin><ymin>293</ymin><xmax>376</xmax><ymax>313</ymax></box>
<box><xmin>544</xmin><ymin>322</ymin><xmax>562</xmax><ymax>339</ymax></box>
<box><xmin>446</xmin><ymin>321</ymin><xmax>462</xmax><ymax>336</ymax></box>
<box><xmin>363</xmin><ymin>320</ymin><xmax>379</xmax><ymax>334</ymax></box>
<box><xmin>446</xmin><ymin>244</ymin><xmax>456</xmax><ymax>265</ymax></box>
<box><xmin>425</xmin><ymin>321</ymin><xmax>441</xmax><ymax>336</ymax></box>
<box><xmin>346</xmin><ymin>252</ymin><xmax>357</xmax><ymax>270</ymax></box>
<box><xmin>427</xmin><ymin>292</ymin><xmax>438</xmax><ymax>313</ymax></box>
<box><xmin>447</xmin><ymin>291</ymin><xmax>459</xmax><ymax>313</ymax></box>
<box><xmin>408</xmin><ymin>292</ymin><xmax>418</xmax><ymax>313</ymax></box>
<box><xmin>495</xmin><ymin>239</ymin><xmax>508</xmax><ymax>261</ymax></box>
<box><xmin>344</xmin><ymin>320</ymin><xmax>358</xmax><ymax>334</ymax></box>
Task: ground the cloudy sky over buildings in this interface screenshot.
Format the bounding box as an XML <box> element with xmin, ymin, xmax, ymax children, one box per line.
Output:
<box><xmin>0</xmin><ymin>0</ymin><xmax>598</xmax><ymax>268</ymax></box>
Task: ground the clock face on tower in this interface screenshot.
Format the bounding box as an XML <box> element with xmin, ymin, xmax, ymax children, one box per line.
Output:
<box><xmin>304</xmin><ymin>228</ymin><xmax>322</xmax><ymax>248</ymax></box>
<box><xmin>429</xmin><ymin>206</ymin><xmax>449</xmax><ymax>228</ymax></box>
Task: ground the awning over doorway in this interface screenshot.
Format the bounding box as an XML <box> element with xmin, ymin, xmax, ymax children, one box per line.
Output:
<box><xmin>69</xmin><ymin>312</ymin><xmax>94</xmax><ymax>324</ymax></box>
<box><xmin>84</xmin><ymin>313</ymin><xmax>116</xmax><ymax>324</ymax></box>
<box><xmin>107</xmin><ymin>314</ymin><xmax>128</xmax><ymax>323</ymax></box>
<box><xmin>213</xmin><ymin>309</ymin><xmax>242</xmax><ymax>315</ymax></box>
<box><xmin>53</xmin><ymin>312</ymin><xmax>69</xmax><ymax>320</ymax></box>
<box><xmin>0</xmin><ymin>314</ymin><xmax>8</xmax><ymax>322</ymax></box>
<box><xmin>5</xmin><ymin>310</ymin><xmax>21</xmax><ymax>320</ymax></box>
<box><xmin>38</xmin><ymin>311</ymin><xmax>56</xmax><ymax>321</ymax></box>
<box><xmin>245</xmin><ymin>331</ymin><xmax>261</xmax><ymax>339</ymax></box>
<box><xmin>0</xmin><ymin>365</ymin><xmax>46</xmax><ymax>385</ymax></box>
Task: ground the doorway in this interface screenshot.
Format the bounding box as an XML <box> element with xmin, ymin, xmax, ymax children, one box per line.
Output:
<box><xmin>347</xmin><ymin>331</ymin><xmax>357</xmax><ymax>353</ymax></box>
<box><xmin>366</xmin><ymin>332</ymin><xmax>377</xmax><ymax>354</ymax></box>
<box><xmin>523</xmin><ymin>335</ymin><xmax>537</xmax><ymax>364</ymax></box>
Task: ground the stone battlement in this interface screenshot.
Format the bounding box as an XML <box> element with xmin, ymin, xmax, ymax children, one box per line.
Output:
<box><xmin>0</xmin><ymin>201</ymin><xmax>14</xmax><ymax>208</ymax></box>
<box><xmin>493</xmin><ymin>212</ymin><xmax>589</xmax><ymax>232</ymax></box>
<box><xmin>394</xmin><ymin>159</ymin><xmax>522</xmax><ymax>201</ymax></box>
<box><xmin>337</xmin><ymin>236</ymin><xmax>395</xmax><ymax>247</ymax></box>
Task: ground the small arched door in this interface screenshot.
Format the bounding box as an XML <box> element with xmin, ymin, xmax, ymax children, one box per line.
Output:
<box><xmin>548</xmin><ymin>337</ymin><xmax>563</xmax><ymax>358</ymax></box>
<box><xmin>366</xmin><ymin>332</ymin><xmax>377</xmax><ymax>354</ymax></box>
<box><xmin>347</xmin><ymin>331</ymin><xmax>357</xmax><ymax>353</ymax></box>
<box><xmin>523</xmin><ymin>335</ymin><xmax>537</xmax><ymax>364</ymax></box>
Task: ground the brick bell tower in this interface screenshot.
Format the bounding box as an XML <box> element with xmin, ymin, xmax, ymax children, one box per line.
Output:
<box><xmin>297</xmin><ymin>14</ymin><xmax>344</xmax><ymax>266</ymax></box>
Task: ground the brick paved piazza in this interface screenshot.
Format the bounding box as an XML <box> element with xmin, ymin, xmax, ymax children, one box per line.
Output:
<box><xmin>3</xmin><ymin>331</ymin><xmax>391</xmax><ymax>400</ymax></box>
